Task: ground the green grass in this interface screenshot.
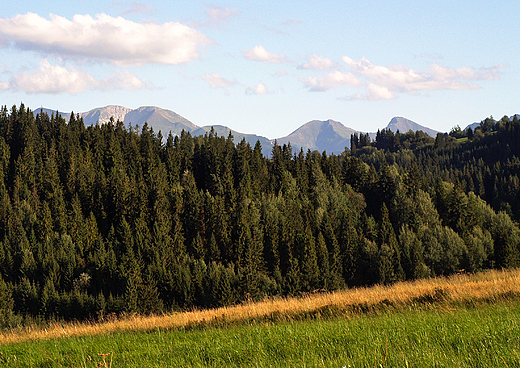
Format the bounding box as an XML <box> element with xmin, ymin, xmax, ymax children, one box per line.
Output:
<box><xmin>1</xmin><ymin>301</ymin><xmax>520</xmax><ymax>367</ymax></box>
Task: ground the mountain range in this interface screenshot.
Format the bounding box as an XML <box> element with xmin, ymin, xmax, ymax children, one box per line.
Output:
<box><xmin>34</xmin><ymin>105</ymin><xmax>440</xmax><ymax>156</ymax></box>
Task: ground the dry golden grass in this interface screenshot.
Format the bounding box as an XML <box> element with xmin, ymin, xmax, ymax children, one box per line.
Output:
<box><xmin>1</xmin><ymin>268</ymin><xmax>519</xmax><ymax>345</ymax></box>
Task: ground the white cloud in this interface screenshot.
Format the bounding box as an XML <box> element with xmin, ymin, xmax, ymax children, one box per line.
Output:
<box><xmin>301</xmin><ymin>70</ymin><xmax>362</xmax><ymax>91</ymax></box>
<box><xmin>8</xmin><ymin>59</ymin><xmax>149</xmax><ymax>94</ymax></box>
<box><xmin>246</xmin><ymin>83</ymin><xmax>270</xmax><ymax>95</ymax></box>
<box><xmin>341</xmin><ymin>83</ymin><xmax>395</xmax><ymax>101</ymax></box>
<box><xmin>243</xmin><ymin>45</ymin><xmax>289</xmax><ymax>63</ymax></box>
<box><xmin>367</xmin><ymin>84</ymin><xmax>394</xmax><ymax>100</ymax></box>
<box><xmin>0</xmin><ymin>12</ymin><xmax>212</xmax><ymax>66</ymax></box>
<box><xmin>299</xmin><ymin>54</ymin><xmax>338</xmax><ymax>70</ymax></box>
<box><xmin>10</xmin><ymin>60</ymin><xmax>96</xmax><ymax>94</ymax></box>
<box><xmin>205</xmin><ymin>5</ymin><xmax>240</xmax><ymax>24</ymax></box>
<box><xmin>99</xmin><ymin>69</ymin><xmax>149</xmax><ymax>90</ymax></box>
<box><xmin>190</xmin><ymin>5</ymin><xmax>240</xmax><ymax>29</ymax></box>
<box><xmin>340</xmin><ymin>56</ymin><xmax>505</xmax><ymax>100</ymax></box>
<box><xmin>201</xmin><ymin>73</ymin><xmax>237</xmax><ymax>89</ymax></box>
<box><xmin>428</xmin><ymin>63</ymin><xmax>502</xmax><ymax>83</ymax></box>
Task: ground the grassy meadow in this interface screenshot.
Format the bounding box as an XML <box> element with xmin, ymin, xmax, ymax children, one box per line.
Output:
<box><xmin>1</xmin><ymin>269</ymin><xmax>520</xmax><ymax>367</ymax></box>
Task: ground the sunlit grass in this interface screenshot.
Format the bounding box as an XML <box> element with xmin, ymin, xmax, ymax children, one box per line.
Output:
<box><xmin>1</xmin><ymin>268</ymin><xmax>519</xmax><ymax>345</ymax></box>
<box><xmin>1</xmin><ymin>301</ymin><xmax>520</xmax><ymax>367</ymax></box>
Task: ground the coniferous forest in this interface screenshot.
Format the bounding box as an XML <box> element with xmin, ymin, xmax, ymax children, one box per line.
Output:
<box><xmin>1</xmin><ymin>103</ymin><xmax>520</xmax><ymax>325</ymax></box>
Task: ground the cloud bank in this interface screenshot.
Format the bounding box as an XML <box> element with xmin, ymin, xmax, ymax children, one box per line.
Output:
<box><xmin>0</xmin><ymin>13</ymin><xmax>211</xmax><ymax>66</ymax></box>
<box><xmin>7</xmin><ymin>59</ymin><xmax>150</xmax><ymax>94</ymax></box>
<box><xmin>339</xmin><ymin>56</ymin><xmax>504</xmax><ymax>100</ymax></box>
<box><xmin>301</xmin><ymin>55</ymin><xmax>505</xmax><ymax>100</ymax></box>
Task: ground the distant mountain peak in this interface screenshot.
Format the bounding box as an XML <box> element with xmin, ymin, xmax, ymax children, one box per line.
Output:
<box><xmin>81</xmin><ymin>105</ymin><xmax>132</xmax><ymax>125</ymax></box>
<box><xmin>278</xmin><ymin>119</ymin><xmax>357</xmax><ymax>154</ymax></box>
<box><xmin>386</xmin><ymin>116</ymin><xmax>439</xmax><ymax>137</ymax></box>
<box><xmin>388</xmin><ymin>116</ymin><xmax>410</xmax><ymax>125</ymax></box>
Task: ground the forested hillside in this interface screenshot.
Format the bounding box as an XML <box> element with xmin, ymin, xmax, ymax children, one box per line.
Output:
<box><xmin>0</xmin><ymin>104</ymin><xmax>519</xmax><ymax>324</ymax></box>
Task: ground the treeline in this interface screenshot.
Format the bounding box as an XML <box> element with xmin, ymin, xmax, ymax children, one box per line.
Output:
<box><xmin>0</xmin><ymin>104</ymin><xmax>519</xmax><ymax>325</ymax></box>
<box><xmin>351</xmin><ymin>115</ymin><xmax>520</xmax><ymax>221</ymax></box>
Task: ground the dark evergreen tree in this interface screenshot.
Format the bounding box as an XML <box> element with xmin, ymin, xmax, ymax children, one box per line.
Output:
<box><xmin>0</xmin><ymin>104</ymin><xmax>519</xmax><ymax>322</ymax></box>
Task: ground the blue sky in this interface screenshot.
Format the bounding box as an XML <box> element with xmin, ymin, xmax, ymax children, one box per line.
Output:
<box><xmin>0</xmin><ymin>1</ymin><xmax>518</xmax><ymax>138</ymax></box>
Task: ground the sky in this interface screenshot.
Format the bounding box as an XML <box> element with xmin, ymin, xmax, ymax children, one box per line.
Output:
<box><xmin>0</xmin><ymin>1</ymin><xmax>518</xmax><ymax>139</ymax></box>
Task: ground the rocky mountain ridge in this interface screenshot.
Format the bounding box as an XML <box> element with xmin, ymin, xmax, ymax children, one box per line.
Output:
<box><xmin>34</xmin><ymin>105</ymin><xmax>441</xmax><ymax>156</ymax></box>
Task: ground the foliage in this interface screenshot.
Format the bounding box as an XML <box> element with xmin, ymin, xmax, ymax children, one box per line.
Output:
<box><xmin>0</xmin><ymin>104</ymin><xmax>519</xmax><ymax>323</ymax></box>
